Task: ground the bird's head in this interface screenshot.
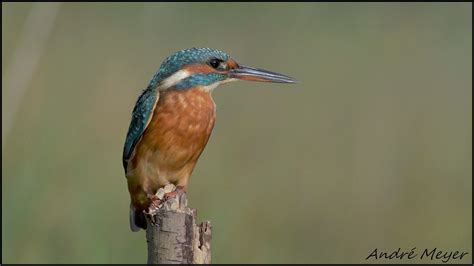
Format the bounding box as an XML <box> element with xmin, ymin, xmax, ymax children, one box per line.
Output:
<box><xmin>150</xmin><ymin>47</ymin><xmax>296</xmax><ymax>92</ymax></box>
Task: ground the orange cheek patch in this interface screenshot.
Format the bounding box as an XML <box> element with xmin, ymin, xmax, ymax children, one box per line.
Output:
<box><xmin>182</xmin><ymin>64</ymin><xmax>215</xmax><ymax>74</ymax></box>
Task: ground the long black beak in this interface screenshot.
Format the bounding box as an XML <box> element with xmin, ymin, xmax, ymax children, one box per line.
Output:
<box><xmin>229</xmin><ymin>65</ymin><xmax>297</xmax><ymax>84</ymax></box>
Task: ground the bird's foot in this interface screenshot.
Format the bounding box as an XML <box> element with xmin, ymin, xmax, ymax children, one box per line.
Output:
<box><xmin>145</xmin><ymin>194</ymin><xmax>162</xmax><ymax>217</ymax></box>
<box><xmin>163</xmin><ymin>185</ymin><xmax>186</xmax><ymax>201</ymax></box>
<box><xmin>145</xmin><ymin>184</ymin><xmax>186</xmax><ymax>215</ymax></box>
<box><xmin>149</xmin><ymin>194</ymin><xmax>162</xmax><ymax>209</ymax></box>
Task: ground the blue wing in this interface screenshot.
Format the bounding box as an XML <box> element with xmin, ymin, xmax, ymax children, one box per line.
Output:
<box><xmin>122</xmin><ymin>88</ymin><xmax>159</xmax><ymax>173</ymax></box>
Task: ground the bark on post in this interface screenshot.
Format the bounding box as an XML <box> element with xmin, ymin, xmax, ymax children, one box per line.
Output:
<box><xmin>145</xmin><ymin>184</ymin><xmax>211</xmax><ymax>264</ymax></box>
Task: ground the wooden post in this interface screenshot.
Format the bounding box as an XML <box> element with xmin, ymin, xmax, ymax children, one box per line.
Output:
<box><xmin>145</xmin><ymin>184</ymin><xmax>212</xmax><ymax>264</ymax></box>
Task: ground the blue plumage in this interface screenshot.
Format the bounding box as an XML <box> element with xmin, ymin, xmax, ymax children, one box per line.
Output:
<box><xmin>122</xmin><ymin>88</ymin><xmax>158</xmax><ymax>171</ymax></box>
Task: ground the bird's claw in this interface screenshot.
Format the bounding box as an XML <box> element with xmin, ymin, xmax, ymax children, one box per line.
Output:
<box><xmin>145</xmin><ymin>194</ymin><xmax>162</xmax><ymax>216</ymax></box>
<box><xmin>151</xmin><ymin>196</ymin><xmax>162</xmax><ymax>208</ymax></box>
<box><xmin>162</xmin><ymin>186</ymin><xmax>186</xmax><ymax>201</ymax></box>
<box><xmin>145</xmin><ymin>185</ymin><xmax>186</xmax><ymax>215</ymax></box>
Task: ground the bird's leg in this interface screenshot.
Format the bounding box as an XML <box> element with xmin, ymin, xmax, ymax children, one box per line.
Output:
<box><xmin>163</xmin><ymin>185</ymin><xmax>186</xmax><ymax>201</ymax></box>
<box><xmin>145</xmin><ymin>185</ymin><xmax>186</xmax><ymax>216</ymax></box>
<box><xmin>146</xmin><ymin>193</ymin><xmax>162</xmax><ymax>215</ymax></box>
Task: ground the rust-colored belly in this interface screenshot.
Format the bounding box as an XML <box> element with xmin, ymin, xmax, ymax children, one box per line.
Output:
<box><xmin>127</xmin><ymin>88</ymin><xmax>216</xmax><ymax>209</ymax></box>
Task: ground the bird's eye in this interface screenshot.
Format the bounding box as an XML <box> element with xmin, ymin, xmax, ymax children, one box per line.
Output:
<box><xmin>209</xmin><ymin>58</ymin><xmax>225</xmax><ymax>70</ymax></box>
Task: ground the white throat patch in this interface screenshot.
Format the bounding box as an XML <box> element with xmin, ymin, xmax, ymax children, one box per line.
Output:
<box><xmin>199</xmin><ymin>78</ymin><xmax>238</xmax><ymax>92</ymax></box>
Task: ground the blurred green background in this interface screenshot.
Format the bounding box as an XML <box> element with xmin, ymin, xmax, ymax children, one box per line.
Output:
<box><xmin>2</xmin><ymin>2</ymin><xmax>472</xmax><ymax>264</ymax></box>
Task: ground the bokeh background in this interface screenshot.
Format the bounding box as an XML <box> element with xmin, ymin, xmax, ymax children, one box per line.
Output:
<box><xmin>2</xmin><ymin>2</ymin><xmax>472</xmax><ymax>264</ymax></box>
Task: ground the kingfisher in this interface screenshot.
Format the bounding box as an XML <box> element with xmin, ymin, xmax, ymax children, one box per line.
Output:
<box><xmin>123</xmin><ymin>47</ymin><xmax>296</xmax><ymax>231</ymax></box>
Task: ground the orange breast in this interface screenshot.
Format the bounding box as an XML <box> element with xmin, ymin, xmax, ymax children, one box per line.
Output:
<box><xmin>128</xmin><ymin>88</ymin><xmax>216</xmax><ymax>208</ymax></box>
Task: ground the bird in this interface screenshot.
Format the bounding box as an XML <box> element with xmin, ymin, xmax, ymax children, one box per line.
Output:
<box><xmin>122</xmin><ymin>47</ymin><xmax>296</xmax><ymax>231</ymax></box>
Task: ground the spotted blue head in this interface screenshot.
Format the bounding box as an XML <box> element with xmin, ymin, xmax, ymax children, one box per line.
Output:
<box><xmin>148</xmin><ymin>47</ymin><xmax>296</xmax><ymax>92</ymax></box>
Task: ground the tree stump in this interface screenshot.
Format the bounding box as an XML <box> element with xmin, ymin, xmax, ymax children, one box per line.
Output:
<box><xmin>145</xmin><ymin>184</ymin><xmax>211</xmax><ymax>264</ymax></box>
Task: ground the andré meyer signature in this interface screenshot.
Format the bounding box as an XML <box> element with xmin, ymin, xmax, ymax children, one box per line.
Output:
<box><xmin>366</xmin><ymin>247</ymin><xmax>469</xmax><ymax>263</ymax></box>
